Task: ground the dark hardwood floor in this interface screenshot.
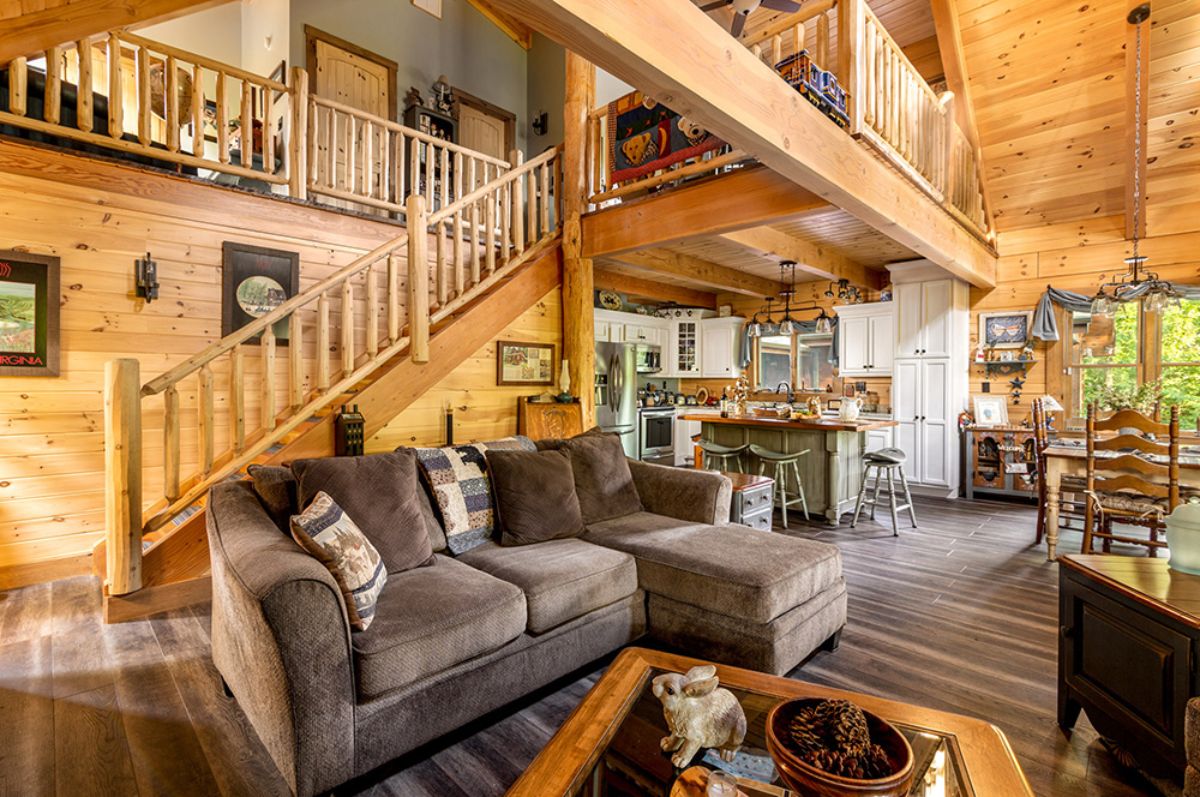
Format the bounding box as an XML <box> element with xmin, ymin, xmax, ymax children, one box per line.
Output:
<box><xmin>0</xmin><ymin>495</ymin><xmax>1163</xmax><ymax>796</ymax></box>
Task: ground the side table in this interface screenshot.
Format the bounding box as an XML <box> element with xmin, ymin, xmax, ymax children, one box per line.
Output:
<box><xmin>726</xmin><ymin>471</ymin><xmax>775</xmax><ymax>530</ymax></box>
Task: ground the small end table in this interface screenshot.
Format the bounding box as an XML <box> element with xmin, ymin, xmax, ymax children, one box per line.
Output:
<box><xmin>725</xmin><ymin>471</ymin><xmax>774</xmax><ymax>530</ymax></box>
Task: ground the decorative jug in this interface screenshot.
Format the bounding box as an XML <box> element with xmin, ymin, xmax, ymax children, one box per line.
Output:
<box><xmin>839</xmin><ymin>396</ymin><xmax>864</xmax><ymax>422</ymax></box>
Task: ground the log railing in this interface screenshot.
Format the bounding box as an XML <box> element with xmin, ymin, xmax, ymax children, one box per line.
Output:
<box><xmin>307</xmin><ymin>93</ymin><xmax>512</xmax><ymax>218</ymax></box>
<box><xmin>1</xmin><ymin>31</ymin><xmax>290</xmax><ymax>186</ymax></box>
<box><xmin>103</xmin><ymin>145</ymin><xmax>563</xmax><ymax>596</ymax></box>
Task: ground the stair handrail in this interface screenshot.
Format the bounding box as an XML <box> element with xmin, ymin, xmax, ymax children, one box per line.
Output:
<box><xmin>428</xmin><ymin>144</ymin><xmax>560</xmax><ymax>226</ymax></box>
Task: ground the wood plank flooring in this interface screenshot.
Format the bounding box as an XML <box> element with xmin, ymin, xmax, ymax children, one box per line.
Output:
<box><xmin>0</xmin><ymin>495</ymin><xmax>1163</xmax><ymax>796</ymax></box>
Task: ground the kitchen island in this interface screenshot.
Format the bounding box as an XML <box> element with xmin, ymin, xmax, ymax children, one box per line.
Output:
<box><xmin>679</xmin><ymin>412</ymin><xmax>898</xmax><ymax>525</ymax></box>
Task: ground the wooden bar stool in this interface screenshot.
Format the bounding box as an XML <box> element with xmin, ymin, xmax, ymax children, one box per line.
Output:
<box><xmin>851</xmin><ymin>448</ymin><xmax>917</xmax><ymax>535</ymax></box>
<box><xmin>748</xmin><ymin>443</ymin><xmax>809</xmax><ymax>527</ymax></box>
<box><xmin>697</xmin><ymin>440</ymin><xmax>750</xmax><ymax>473</ymax></box>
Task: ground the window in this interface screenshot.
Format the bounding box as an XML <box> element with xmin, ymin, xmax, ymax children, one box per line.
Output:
<box><xmin>1066</xmin><ymin>294</ymin><xmax>1200</xmax><ymax>429</ymax></box>
<box><xmin>756</xmin><ymin>334</ymin><xmax>793</xmax><ymax>389</ymax></box>
<box><xmin>753</xmin><ymin>333</ymin><xmax>834</xmax><ymax>392</ymax></box>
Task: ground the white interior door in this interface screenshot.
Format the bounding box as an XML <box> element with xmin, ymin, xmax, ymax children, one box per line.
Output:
<box><xmin>893</xmin><ymin>358</ymin><xmax>921</xmax><ymax>475</ymax></box>
<box><xmin>894</xmin><ymin>282</ymin><xmax>923</xmax><ymax>358</ymax></box>
<box><xmin>921</xmin><ymin>280</ymin><xmax>953</xmax><ymax>358</ymax></box>
<box><xmin>919</xmin><ymin>358</ymin><xmax>951</xmax><ymax>487</ymax></box>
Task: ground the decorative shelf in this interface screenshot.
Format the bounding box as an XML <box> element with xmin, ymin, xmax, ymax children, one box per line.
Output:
<box><xmin>977</xmin><ymin>359</ymin><xmax>1038</xmax><ymax>376</ymax></box>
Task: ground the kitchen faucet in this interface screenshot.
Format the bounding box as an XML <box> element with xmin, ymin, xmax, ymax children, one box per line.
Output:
<box><xmin>776</xmin><ymin>381</ymin><xmax>796</xmax><ymax>403</ymax></box>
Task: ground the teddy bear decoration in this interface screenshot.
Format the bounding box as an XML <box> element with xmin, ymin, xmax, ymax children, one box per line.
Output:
<box><xmin>651</xmin><ymin>665</ymin><xmax>747</xmax><ymax>769</ymax></box>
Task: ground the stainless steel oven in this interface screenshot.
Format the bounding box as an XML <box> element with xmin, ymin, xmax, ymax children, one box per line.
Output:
<box><xmin>638</xmin><ymin>406</ymin><xmax>676</xmax><ymax>465</ymax></box>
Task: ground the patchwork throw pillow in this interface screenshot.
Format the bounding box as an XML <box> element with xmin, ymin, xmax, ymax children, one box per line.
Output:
<box><xmin>414</xmin><ymin>436</ymin><xmax>536</xmax><ymax>554</ymax></box>
<box><xmin>291</xmin><ymin>451</ymin><xmax>433</xmax><ymax>574</ymax></box>
<box><xmin>561</xmin><ymin>432</ymin><xmax>643</xmax><ymax>525</ymax></box>
<box><xmin>290</xmin><ymin>491</ymin><xmax>387</xmax><ymax>631</ymax></box>
<box><xmin>486</xmin><ymin>449</ymin><xmax>584</xmax><ymax>546</ymax></box>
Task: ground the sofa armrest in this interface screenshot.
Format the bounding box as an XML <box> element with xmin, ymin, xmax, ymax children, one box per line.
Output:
<box><xmin>206</xmin><ymin>481</ymin><xmax>356</xmax><ymax>797</ymax></box>
<box><xmin>628</xmin><ymin>459</ymin><xmax>732</xmax><ymax>525</ymax></box>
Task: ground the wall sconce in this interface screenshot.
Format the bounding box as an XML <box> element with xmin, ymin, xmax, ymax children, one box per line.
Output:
<box><xmin>135</xmin><ymin>252</ymin><xmax>159</xmax><ymax>303</ymax></box>
<box><xmin>531</xmin><ymin>110</ymin><xmax>548</xmax><ymax>136</ymax></box>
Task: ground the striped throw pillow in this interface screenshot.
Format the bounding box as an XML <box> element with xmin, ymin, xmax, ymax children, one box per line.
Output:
<box><xmin>291</xmin><ymin>491</ymin><xmax>387</xmax><ymax>631</ymax></box>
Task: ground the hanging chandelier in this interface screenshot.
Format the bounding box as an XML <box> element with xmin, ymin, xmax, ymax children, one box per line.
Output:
<box><xmin>824</xmin><ymin>278</ymin><xmax>862</xmax><ymax>304</ymax></box>
<box><xmin>1090</xmin><ymin>3</ymin><xmax>1180</xmax><ymax>319</ymax></box>
<box><xmin>746</xmin><ymin>261</ymin><xmax>834</xmax><ymax>337</ymax></box>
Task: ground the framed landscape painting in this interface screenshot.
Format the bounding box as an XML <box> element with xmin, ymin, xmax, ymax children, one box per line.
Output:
<box><xmin>496</xmin><ymin>341</ymin><xmax>555</xmax><ymax>386</ymax></box>
<box><xmin>0</xmin><ymin>250</ymin><xmax>59</xmax><ymax>376</ymax></box>
<box><xmin>222</xmin><ymin>242</ymin><xmax>300</xmax><ymax>344</ymax></box>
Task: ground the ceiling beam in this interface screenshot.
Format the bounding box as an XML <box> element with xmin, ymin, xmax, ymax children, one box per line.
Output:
<box><xmin>718</xmin><ymin>226</ymin><xmax>881</xmax><ymax>289</ymax></box>
<box><xmin>485</xmin><ymin>0</ymin><xmax>997</xmax><ymax>288</ymax></box>
<box><xmin>594</xmin><ymin>266</ymin><xmax>718</xmax><ymax>309</ymax></box>
<box><xmin>0</xmin><ymin>0</ymin><xmax>229</xmax><ymax>65</ymax></box>
<box><xmin>466</xmin><ymin>0</ymin><xmax>534</xmax><ymax>49</ymax></box>
<box><xmin>929</xmin><ymin>0</ymin><xmax>995</xmax><ymax>235</ymax></box>
<box><xmin>607</xmin><ymin>249</ymin><xmax>783</xmax><ymax>298</ymax></box>
<box><xmin>582</xmin><ymin>166</ymin><xmax>829</xmax><ymax>258</ymax></box>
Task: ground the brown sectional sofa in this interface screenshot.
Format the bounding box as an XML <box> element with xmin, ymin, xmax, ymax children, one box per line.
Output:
<box><xmin>207</xmin><ymin>452</ymin><xmax>846</xmax><ymax>796</ymax></box>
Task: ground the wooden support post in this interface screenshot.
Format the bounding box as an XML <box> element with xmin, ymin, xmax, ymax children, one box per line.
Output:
<box><xmin>387</xmin><ymin>254</ymin><xmax>400</xmax><ymax>342</ymax></box>
<box><xmin>45</xmin><ymin>46</ymin><xmax>62</xmax><ymax>125</ymax></box>
<box><xmin>407</xmin><ymin>194</ymin><xmax>430</xmax><ymax>363</ymax></box>
<box><xmin>136</xmin><ymin>45</ymin><xmax>151</xmax><ymax>145</ymax></box>
<box><xmin>837</xmin><ymin>0</ymin><xmax>864</xmax><ymax>133</ymax></box>
<box><xmin>316</xmin><ymin>292</ymin><xmax>330</xmax><ymax>390</ymax></box>
<box><xmin>105</xmin><ymin>358</ymin><xmax>142</xmax><ymax>596</ymax></box>
<box><xmin>163</xmin><ymin>384</ymin><xmax>180</xmax><ymax>501</ymax></box>
<box><xmin>512</xmin><ymin>150</ymin><xmax>526</xmax><ymax>255</ymax></box>
<box><xmin>9</xmin><ymin>56</ymin><xmax>27</xmax><ymax>117</ymax></box>
<box><xmin>240</xmin><ymin>79</ymin><xmax>254</xmax><ymax>167</ymax></box>
<box><xmin>366</xmin><ymin>265</ymin><xmax>379</xmax><ymax>358</ymax></box>
<box><xmin>77</xmin><ymin>39</ymin><xmax>93</xmax><ymax>133</ymax></box>
<box><xmin>816</xmin><ymin>11</ymin><xmax>830</xmax><ymax>67</ymax></box>
<box><xmin>216</xmin><ymin>71</ymin><xmax>229</xmax><ymax>164</ymax></box>
<box><xmin>166</xmin><ymin>55</ymin><xmax>180</xmax><ymax>152</ymax></box>
<box><xmin>340</xmin><ymin>281</ymin><xmax>354</xmax><ymax>374</ymax></box>
<box><xmin>230</xmin><ymin>346</ymin><xmax>245</xmax><ymax>452</ymax></box>
<box><xmin>191</xmin><ymin>63</ymin><xmax>203</xmax><ymax>155</ymax></box>
<box><xmin>563</xmin><ymin>52</ymin><xmax>596</xmax><ymax>426</ymax></box>
<box><xmin>261</xmin><ymin>325</ymin><xmax>276</xmax><ymax>430</ymax></box>
<box><xmin>485</xmin><ymin>188</ymin><xmax>497</xmax><ymax>274</ymax></box>
<box><xmin>289</xmin><ymin>311</ymin><xmax>304</xmax><ymax>406</ymax></box>
<box><xmin>198</xmin><ymin>365</ymin><xmax>214</xmax><ymax>475</ymax></box>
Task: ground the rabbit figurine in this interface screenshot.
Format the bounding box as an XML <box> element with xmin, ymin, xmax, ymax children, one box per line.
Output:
<box><xmin>651</xmin><ymin>665</ymin><xmax>747</xmax><ymax>769</ymax></box>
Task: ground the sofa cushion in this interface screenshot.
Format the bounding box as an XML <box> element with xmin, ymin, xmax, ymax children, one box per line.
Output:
<box><xmin>413</xmin><ymin>437</ymin><xmax>536</xmax><ymax>554</ymax></box>
<box><xmin>486</xmin><ymin>449</ymin><xmax>584</xmax><ymax>546</ymax></box>
<box><xmin>246</xmin><ymin>463</ymin><xmax>297</xmax><ymax>533</ymax></box>
<box><xmin>561</xmin><ymin>433</ymin><xmax>643</xmax><ymax>524</ymax></box>
<box><xmin>292</xmin><ymin>451</ymin><xmax>433</xmax><ymax>574</ymax></box>
<box><xmin>583</xmin><ymin>512</ymin><xmax>843</xmax><ymax>624</ymax></box>
<box><xmin>290</xmin><ymin>491</ymin><xmax>388</xmax><ymax>631</ymax></box>
<box><xmin>458</xmin><ymin>539</ymin><xmax>637</xmax><ymax>633</ymax></box>
<box><xmin>351</xmin><ymin>555</ymin><xmax>526</xmax><ymax>699</ymax></box>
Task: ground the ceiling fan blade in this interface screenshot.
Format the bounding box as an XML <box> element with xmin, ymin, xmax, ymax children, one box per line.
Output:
<box><xmin>699</xmin><ymin>0</ymin><xmax>730</xmax><ymax>10</ymax></box>
<box><xmin>761</xmin><ymin>0</ymin><xmax>802</xmax><ymax>11</ymax></box>
<box><xmin>730</xmin><ymin>11</ymin><xmax>748</xmax><ymax>37</ymax></box>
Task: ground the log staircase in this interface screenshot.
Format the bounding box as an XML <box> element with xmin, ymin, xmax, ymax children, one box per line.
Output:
<box><xmin>97</xmin><ymin>146</ymin><xmax>564</xmax><ymax>622</ymax></box>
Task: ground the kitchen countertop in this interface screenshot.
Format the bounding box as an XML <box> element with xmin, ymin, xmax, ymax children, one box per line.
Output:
<box><xmin>678</xmin><ymin>413</ymin><xmax>897</xmax><ymax>433</ymax></box>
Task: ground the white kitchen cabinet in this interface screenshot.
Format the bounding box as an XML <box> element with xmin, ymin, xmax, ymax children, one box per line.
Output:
<box><xmin>669</xmin><ymin>316</ymin><xmax>703</xmax><ymax>377</ymax></box>
<box><xmin>595</xmin><ymin>319</ymin><xmax>613</xmax><ymax>342</ymax></box>
<box><xmin>700</xmin><ymin>317</ymin><xmax>744</xmax><ymax>378</ymax></box>
<box><xmin>834</xmin><ymin>302</ymin><xmax>894</xmax><ymax>377</ymax></box>
<box><xmin>865</xmin><ymin>426</ymin><xmax>893</xmax><ymax>455</ymax></box>
<box><xmin>675</xmin><ymin>417</ymin><xmax>702</xmax><ymax>466</ymax></box>
<box><xmin>895</xmin><ymin>279</ymin><xmax>953</xmax><ymax>358</ymax></box>
<box><xmin>892</xmin><ymin>358</ymin><xmax>952</xmax><ymax>488</ymax></box>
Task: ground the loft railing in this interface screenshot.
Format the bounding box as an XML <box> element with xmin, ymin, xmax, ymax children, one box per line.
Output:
<box><xmin>102</xmin><ymin>145</ymin><xmax>563</xmax><ymax>596</ymax></box>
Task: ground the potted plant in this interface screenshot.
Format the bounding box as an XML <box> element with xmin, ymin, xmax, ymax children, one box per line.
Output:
<box><xmin>1092</xmin><ymin>379</ymin><xmax>1162</xmax><ymax>430</ymax></box>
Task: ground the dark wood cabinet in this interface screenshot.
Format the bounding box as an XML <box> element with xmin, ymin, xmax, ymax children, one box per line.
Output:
<box><xmin>1058</xmin><ymin>555</ymin><xmax>1200</xmax><ymax>777</ymax></box>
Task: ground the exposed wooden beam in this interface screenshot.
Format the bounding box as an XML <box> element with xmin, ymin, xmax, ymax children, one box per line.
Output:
<box><xmin>466</xmin><ymin>0</ymin><xmax>534</xmax><ymax>49</ymax></box>
<box><xmin>582</xmin><ymin>166</ymin><xmax>829</xmax><ymax>258</ymax></box>
<box><xmin>595</xmin><ymin>266</ymin><xmax>718</xmax><ymax>309</ymax></box>
<box><xmin>487</xmin><ymin>0</ymin><xmax>997</xmax><ymax>288</ymax></box>
<box><xmin>608</xmin><ymin>248</ymin><xmax>783</xmax><ymax>298</ymax></box>
<box><xmin>718</xmin><ymin>226</ymin><xmax>880</xmax><ymax>289</ymax></box>
<box><xmin>0</xmin><ymin>0</ymin><xmax>229</xmax><ymax>65</ymax></box>
<box><xmin>929</xmin><ymin>0</ymin><xmax>995</xmax><ymax>235</ymax></box>
<box><xmin>1124</xmin><ymin>1</ymin><xmax>1149</xmax><ymax>240</ymax></box>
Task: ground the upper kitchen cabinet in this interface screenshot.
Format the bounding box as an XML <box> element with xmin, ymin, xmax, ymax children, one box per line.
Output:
<box><xmin>700</xmin><ymin>317</ymin><xmax>745</xmax><ymax>379</ymax></box>
<box><xmin>895</xmin><ymin>280</ymin><xmax>954</xmax><ymax>358</ymax></box>
<box><xmin>835</xmin><ymin>302</ymin><xmax>895</xmax><ymax>377</ymax></box>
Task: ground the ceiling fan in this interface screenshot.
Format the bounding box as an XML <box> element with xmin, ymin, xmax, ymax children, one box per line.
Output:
<box><xmin>698</xmin><ymin>0</ymin><xmax>803</xmax><ymax>38</ymax></box>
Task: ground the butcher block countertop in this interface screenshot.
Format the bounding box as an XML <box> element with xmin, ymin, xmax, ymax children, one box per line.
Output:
<box><xmin>678</xmin><ymin>413</ymin><xmax>898</xmax><ymax>433</ymax></box>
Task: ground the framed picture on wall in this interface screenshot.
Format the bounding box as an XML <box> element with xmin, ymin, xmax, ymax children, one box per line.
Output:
<box><xmin>979</xmin><ymin>310</ymin><xmax>1033</xmax><ymax>350</ymax></box>
<box><xmin>0</xmin><ymin>250</ymin><xmax>59</xmax><ymax>376</ymax></box>
<box><xmin>221</xmin><ymin>242</ymin><xmax>300</xmax><ymax>344</ymax></box>
<box><xmin>973</xmin><ymin>395</ymin><xmax>1009</xmax><ymax>428</ymax></box>
<box><xmin>496</xmin><ymin>341</ymin><xmax>555</xmax><ymax>386</ymax></box>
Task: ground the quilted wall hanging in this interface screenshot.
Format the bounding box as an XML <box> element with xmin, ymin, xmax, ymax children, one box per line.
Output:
<box><xmin>607</xmin><ymin>91</ymin><xmax>725</xmax><ymax>184</ymax></box>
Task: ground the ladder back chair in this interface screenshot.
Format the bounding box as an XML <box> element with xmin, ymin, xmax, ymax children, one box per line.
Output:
<box><xmin>1082</xmin><ymin>403</ymin><xmax>1180</xmax><ymax>556</ymax></box>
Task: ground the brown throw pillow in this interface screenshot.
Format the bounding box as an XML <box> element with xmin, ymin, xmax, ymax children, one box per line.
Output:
<box><xmin>486</xmin><ymin>449</ymin><xmax>584</xmax><ymax>546</ymax></box>
<box><xmin>246</xmin><ymin>464</ymin><xmax>297</xmax><ymax>533</ymax></box>
<box><xmin>560</xmin><ymin>433</ymin><xmax>643</xmax><ymax>524</ymax></box>
<box><xmin>291</xmin><ymin>451</ymin><xmax>433</xmax><ymax>574</ymax></box>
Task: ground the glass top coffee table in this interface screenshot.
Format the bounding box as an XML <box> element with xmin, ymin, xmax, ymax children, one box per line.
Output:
<box><xmin>507</xmin><ymin>648</ymin><xmax>1031</xmax><ymax>797</ymax></box>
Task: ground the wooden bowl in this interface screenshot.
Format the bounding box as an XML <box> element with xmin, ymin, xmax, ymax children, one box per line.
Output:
<box><xmin>765</xmin><ymin>698</ymin><xmax>915</xmax><ymax>797</ymax></box>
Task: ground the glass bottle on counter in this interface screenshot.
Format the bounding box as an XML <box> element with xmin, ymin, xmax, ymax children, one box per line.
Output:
<box><xmin>719</xmin><ymin>388</ymin><xmax>729</xmax><ymax>418</ymax></box>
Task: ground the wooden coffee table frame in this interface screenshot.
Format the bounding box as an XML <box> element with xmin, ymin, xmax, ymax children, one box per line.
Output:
<box><xmin>507</xmin><ymin>647</ymin><xmax>1031</xmax><ymax>796</ymax></box>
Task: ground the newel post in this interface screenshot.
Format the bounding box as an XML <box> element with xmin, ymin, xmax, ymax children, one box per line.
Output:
<box><xmin>289</xmin><ymin>66</ymin><xmax>309</xmax><ymax>201</ymax></box>
<box><xmin>104</xmin><ymin>358</ymin><xmax>143</xmax><ymax>595</ymax></box>
<box><xmin>407</xmin><ymin>194</ymin><xmax>430</xmax><ymax>363</ymax></box>
<box><xmin>837</xmin><ymin>0</ymin><xmax>865</xmax><ymax>134</ymax></box>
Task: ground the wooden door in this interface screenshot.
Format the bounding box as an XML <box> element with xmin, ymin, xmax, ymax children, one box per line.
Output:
<box><xmin>309</xmin><ymin>29</ymin><xmax>395</xmax><ymax>209</ymax></box>
<box><xmin>458</xmin><ymin>102</ymin><xmax>507</xmax><ymax>190</ymax></box>
<box><xmin>919</xmin><ymin>358</ymin><xmax>951</xmax><ymax>487</ymax></box>
<box><xmin>920</xmin><ymin>280</ymin><xmax>953</xmax><ymax>358</ymax></box>
<box><xmin>894</xmin><ymin>282</ymin><xmax>923</xmax><ymax>358</ymax></box>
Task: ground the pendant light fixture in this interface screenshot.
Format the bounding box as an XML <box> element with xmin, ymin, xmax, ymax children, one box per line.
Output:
<box><xmin>1090</xmin><ymin>3</ymin><xmax>1181</xmax><ymax>319</ymax></box>
<box><xmin>776</xmin><ymin>261</ymin><xmax>799</xmax><ymax>335</ymax></box>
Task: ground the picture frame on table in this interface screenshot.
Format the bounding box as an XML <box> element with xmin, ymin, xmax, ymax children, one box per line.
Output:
<box><xmin>221</xmin><ymin>243</ymin><xmax>300</xmax><ymax>344</ymax></box>
<box><xmin>496</xmin><ymin>341</ymin><xmax>555</xmax><ymax>386</ymax></box>
<box><xmin>973</xmin><ymin>395</ymin><xmax>1009</xmax><ymax>427</ymax></box>
<box><xmin>0</xmin><ymin>250</ymin><xmax>59</xmax><ymax>376</ymax></box>
<box><xmin>979</xmin><ymin>310</ymin><xmax>1033</xmax><ymax>350</ymax></box>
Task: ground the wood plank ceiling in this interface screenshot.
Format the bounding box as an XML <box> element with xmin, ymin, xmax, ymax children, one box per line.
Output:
<box><xmin>959</xmin><ymin>0</ymin><xmax>1200</xmax><ymax>232</ymax></box>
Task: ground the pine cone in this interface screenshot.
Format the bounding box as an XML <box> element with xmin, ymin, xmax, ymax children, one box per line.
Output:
<box><xmin>784</xmin><ymin>700</ymin><xmax>895</xmax><ymax>780</ymax></box>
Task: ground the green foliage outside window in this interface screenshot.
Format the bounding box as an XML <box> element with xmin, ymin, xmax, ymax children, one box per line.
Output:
<box><xmin>1160</xmin><ymin>298</ymin><xmax>1200</xmax><ymax>429</ymax></box>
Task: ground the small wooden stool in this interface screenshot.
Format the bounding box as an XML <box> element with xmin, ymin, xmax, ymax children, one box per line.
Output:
<box><xmin>851</xmin><ymin>448</ymin><xmax>917</xmax><ymax>535</ymax></box>
<box><xmin>724</xmin><ymin>471</ymin><xmax>775</xmax><ymax>531</ymax></box>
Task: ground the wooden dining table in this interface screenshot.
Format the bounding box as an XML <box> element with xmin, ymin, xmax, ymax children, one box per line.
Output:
<box><xmin>1043</xmin><ymin>443</ymin><xmax>1200</xmax><ymax>561</ymax></box>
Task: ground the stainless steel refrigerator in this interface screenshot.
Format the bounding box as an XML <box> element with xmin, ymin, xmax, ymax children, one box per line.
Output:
<box><xmin>594</xmin><ymin>341</ymin><xmax>638</xmax><ymax>458</ymax></box>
